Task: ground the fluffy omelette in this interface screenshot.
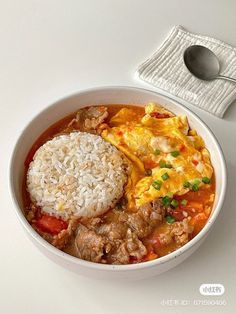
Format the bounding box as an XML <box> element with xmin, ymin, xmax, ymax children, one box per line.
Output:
<box><xmin>102</xmin><ymin>103</ymin><xmax>213</xmax><ymax>208</ymax></box>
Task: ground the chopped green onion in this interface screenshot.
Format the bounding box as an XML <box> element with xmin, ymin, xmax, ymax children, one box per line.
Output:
<box><xmin>165</xmin><ymin>215</ymin><xmax>176</xmax><ymax>224</ymax></box>
<box><xmin>171</xmin><ymin>199</ymin><xmax>179</xmax><ymax>208</ymax></box>
<box><xmin>183</xmin><ymin>181</ymin><xmax>191</xmax><ymax>188</ymax></box>
<box><xmin>192</xmin><ymin>183</ymin><xmax>199</xmax><ymax>192</ymax></box>
<box><xmin>191</xmin><ymin>179</ymin><xmax>201</xmax><ymax>192</ymax></box>
<box><xmin>154</xmin><ymin>149</ymin><xmax>161</xmax><ymax>155</ymax></box>
<box><xmin>160</xmin><ymin>160</ymin><xmax>173</xmax><ymax>168</ymax></box>
<box><xmin>159</xmin><ymin>160</ymin><xmax>166</xmax><ymax>168</ymax></box>
<box><xmin>152</xmin><ymin>180</ymin><xmax>162</xmax><ymax>190</ymax></box>
<box><xmin>161</xmin><ymin>172</ymin><xmax>169</xmax><ymax>181</ymax></box>
<box><xmin>171</xmin><ymin>150</ymin><xmax>180</xmax><ymax>157</ymax></box>
<box><xmin>193</xmin><ymin>179</ymin><xmax>201</xmax><ymax>185</ymax></box>
<box><xmin>202</xmin><ymin>177</ymin><xmax>211</xmax><ymax>184</ymax></box>
<box><xmin>162</xmin><ymin>196</ymin><xmax>172</xmax><ymax>207</ymax></box>
<box><xmin>181</xmin><ymin>199</ymin><xmax>188</xmax><ymax>206</ymax></box>
<box><xmin>167</xmin><ymin>192</ymin><xmax>173</xmax><ymax>198</ymax></box>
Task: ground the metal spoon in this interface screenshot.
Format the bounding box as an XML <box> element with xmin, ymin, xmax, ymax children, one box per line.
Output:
<box><xmin>183</xmin><ymin>45</ymin><xmax>236</xmax><ymax>83</ymax></box>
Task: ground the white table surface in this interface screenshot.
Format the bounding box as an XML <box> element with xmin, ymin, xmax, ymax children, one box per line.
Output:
<box><xmin>1</xmin><ymin>1</ymin><xmax>236</xmax><ymax>313</ymax></box>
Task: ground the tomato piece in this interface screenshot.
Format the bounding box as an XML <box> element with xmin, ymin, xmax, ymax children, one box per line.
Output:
<box><xmin>190</xmin><ymin>213</ymin><xmax>208</xmax><ymax>235</ymax></box>
<box><xmin>150</xmin><ymin>112</ymin><xmax>170</xmax><ymax>119</ymax></box>
<box><xmin>117</xmin><ymin>130</ymin><xmax>123</xmax><ymax>136</ymax></box>
<box><xmin>192</xmin><ymin>159</ymin><xmax>199</xmax><ymax>166</ymax></box>
<box><xmin>130</xmin><ymin>256</ymin><xmax>138</xmax><ymax>264</ymax></box>
<box><xmin>146</xmin><ymin>235</ymin><xmax>163</xmax><ymax>250</ymax></box>
<box><xmin>190</xmin><ymin>212</ymin><xmax>207</xmax><ymax>225</ymax></box>
<box><xmin>170</xmin><ymin>210</ymin><xmax>185</xmax><ymax>221</ymax></box>
<box><xmin>142</xmin><ymin>251</ymin><xmax>158</xmax><ymax>262</ymax></box>
<box><xmin>144</xmin><ymin>159</ymin><xmax>158</xmax><ymax>169</ymax></box>
<box><xmin>179</xmin><ymin>201</ymin><xmax>204</xmax><ymax>215</ymax></box>
<box><xmin>35</xmin><ymin>214</ymin><xmax>68</xmax><ymax>235</ymax></box>
<box><xmin>179</xmin><ymin>144</ymin><xmax>185</xmax><ymax>152</ymax></box>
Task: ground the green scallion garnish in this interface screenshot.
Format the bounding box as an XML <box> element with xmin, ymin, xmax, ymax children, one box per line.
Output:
<box><xmin>161</xmin><ymin>172</ymin><xmax>169</xmax><ymax>181</ymax></box>
<box><xmin>152</xmin><ymin>180</ymin><xmax>162</xmax><ymax>190</ymax></box>
<box><xmin>160</xmin><ymin>160</ymin><xmax>172</xmax><ymax>169</ymax></box>
<box><xmin>202</xmin><ymin>177</ymin><xmax>211</xmax><ymax>184</ymax></box>
<box><xmin>154</xmin><ymin>149</ymin><xmax>161</xmax><ymax>155</ymax></box>
<box><xmin>193</xmin><ymin>179</ymin><xmax>201</xmax><ymax>185</ymax></box>
<box><xmin>183</xmin><ymin>181</ymin><xmax>191</xmax><ymax>189</ymax></box>
<box><xmin>181</xmin><ymin>199</ymin><xmax>188</xmax><ymax>206</ymax></box>
<box><xmin>191</xmin><ymin>179</ymin><xmax>201</xmax><ymax>192</ymax></box>
<box><xmin>170</xmin><ymin>199</ymin><xmax>179</xmax><ymax>208</ymax></box>
<box><xmin>165</xmin><ymin>215</ymin><xmax>176</xmax><ymax>224</ymax></box>
<box><xmin>171</xmin><ymin>151</ymin><xmax>180</xmax><ymax>157</ymax></box>
<box><xmin>192</xmin><ymin>183</ymin><xmax>199</xmax><ymax>192</ymax></box>
<box><xmin>162</xmin><ymin>196</ymin><xmax>172</xmax><ymax>207</ymax></box>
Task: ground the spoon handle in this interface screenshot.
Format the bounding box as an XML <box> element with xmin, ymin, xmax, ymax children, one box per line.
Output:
<box><xmin>217</xmin><ymin>75</ymin><xmax>236</xmax><ymax>83</ymax></box>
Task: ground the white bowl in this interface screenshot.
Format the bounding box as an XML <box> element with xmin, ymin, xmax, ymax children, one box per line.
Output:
<box><xmin>10</xmin><ymin>86</ymin><xmax>227</xmax><ymax>280</ymax></box>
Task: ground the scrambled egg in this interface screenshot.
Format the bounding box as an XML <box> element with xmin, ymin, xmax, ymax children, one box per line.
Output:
<box><xmin>102</xmin><ymin>103</ymin><xmax>213</xmax><ymax>208</ymax></box>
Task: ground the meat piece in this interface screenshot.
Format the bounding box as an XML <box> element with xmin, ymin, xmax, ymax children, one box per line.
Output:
<box><xmin>68</xmin><ymin>106</ymin><xmax>108</xmax><ymax>131</ymax></box>
<box><xmin>158</xmin><ymin>232</ymin><xmax>173</xmax><ymax>246</ymax></box>
<box><xmin>80</xmin><ymin>217</ymin><xmax>102</xmax><ymax>230</ymax></box>
<box><xmin>52</xmin><ymin>217</ymin><xmax>79</xmax><ymax>249</ymax></box>
<box><xmin>97</xmin><ymin>222</ymin><xmax>127</xmax><ymax>241</ymax></box>
<box><xmin>108</xmin><ymin>229</ymin><xmax>147</xmax><ymax>264</ymax></box>
<box><xmin>26</xmin><ymin>203</ymin><xmax>41</xmax><ymax>222</ymax></box>
<box><xmin>170</xmin><ymin>218</ymin><xmax>193</xmax><ymax>246</ymax></box>
<box><xmin>63</xmin><ymin>198</ymin><xmax>165</xmax><ymax>264</ymax></box>
<box><xmin>83</xmin><ymin>107</ymin><xmax>108</xmax><ymax>130</ymax></box>
<box><xmin>109</xmin><ymin>242</ymin><xmax>130</xmax><ymax>265</ymax></box>
<box><xmin>140</xmin><ymin>199</ymin><xmax>166</xmax><ymax>223</ymax></box>
<box><xmin>138</xmin><ymin>202</ymin><xmax>153</xmax><ymax>222</ymax></box>
<box><xmin>158</xmin><ymin>218</ymin><xmax>193</xmax><ymax>247</ymax></box>
<box><xmin>38</xmin><ymin>231</ymin><xmax>54</xmax><ymax>244</ymax></box>
<box><xmin>126</xmin><ymin>229</ymin><xmax>147</xmax><ymax>259</ymax></box>
<box><xmin>75</xmin><ymin>224</ymin><xmax>109</xmax><ymax>263</ymax></box>
<box><xmin>156</xmin><ymin>217</ymin><xmax>194</xmax><ymax>248</ymax></box>
<box><xmin>127</xmin><ymin>212</ymin><xmax>152</xmax><ymax>238</ymax></box>
<box><xmin>127</xmin><ymin>200</ymin><xmax>165</xmax><ymax>238</ymax></box>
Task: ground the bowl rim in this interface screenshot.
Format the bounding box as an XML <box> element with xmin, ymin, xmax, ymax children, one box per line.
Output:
<box><xmin>9</xmin><ymin>85</ymin><xmax>227</xmax><ymax>272</ymax></box>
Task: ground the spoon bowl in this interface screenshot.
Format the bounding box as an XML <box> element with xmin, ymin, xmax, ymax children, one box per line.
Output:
<box><xmin>183</xmin><ymin>45</ymin><xmax>236</xmax><ymax>83</ymax></box>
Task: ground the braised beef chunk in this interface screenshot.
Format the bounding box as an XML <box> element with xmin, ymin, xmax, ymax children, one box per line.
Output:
<box><xmin>74</xmin><ymin>223</ymin><xmax>147</xmax><ymax>265</ymax></box>
<box><xmin>108</xmin><ymin>229</ymin><xmax>147</xmax><ymax>264</ymax></box>
<box><xmin>126</xmin><ymin>200</ymin><xmax>166</xmax><ymax>238</ymax></box>
<box><xmin>109</xmin><ymin>242</ymin><xmax>130</xmax><ymax>264</ymax></box>
<box><xmin>158</xmin><ymin>218</ymin><xmax>193</xmax><ymax>247</ymax></box>
<box><xmin>96</xmin><ymin>222</ymin><xmax>127</xmax><ymax>241</ymax></box>
<box><xmin>125</xmin><ymin>229</ymin><xmax>147</xmax><ymax>259</ymax></box>
<box><xmin>170</xmin><ymin>218</ymin><xmax>194</xmax><ymax>246</ymax></box>
<box><xmin>75</xmin><ymin>224</ymin><xmax>110</xmax><ymax>263</ymax></box>
<box><xmin>49</xmin><ymin>202</ymin><xmax>193</xmax><ymax>264</ymax></box>
<box><xmin>126</xmin><ymin>212</ymin><xmax>152</xmax><ymax>238</ymax></box>
<box><xmin>71</xmin><ymin>200</ymin><xmax>166</xmax><ymax>264</ymax></box>
<box><xmin>31</xmin><ymin>196</ymin><xmax>193</xmax><ymax>265</ymax></box>
<box><xmin>52</xmin><ymin>217</ymin><xmax>79</xmax><ymax>249</ymax></box>
<box><xmin>69</xmin><ymin>106</ymin><xmax>108</xmax><ymax>131</ymax></box>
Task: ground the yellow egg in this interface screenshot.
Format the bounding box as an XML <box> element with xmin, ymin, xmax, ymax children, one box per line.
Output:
<box><xmin>102</xmin><ymin>104</ymin><xmax>214</xmax><ymax>208</ymax></box>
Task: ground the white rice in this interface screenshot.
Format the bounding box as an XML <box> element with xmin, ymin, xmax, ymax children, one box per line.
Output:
<box><xmin>27</xmin><ymin>132</ymin><xmax>128</xmax><ymax>219</ymax></box>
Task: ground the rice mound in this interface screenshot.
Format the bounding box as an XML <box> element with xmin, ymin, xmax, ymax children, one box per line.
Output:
<box><xmin>27</xmin><ymin>132</ymin><xmax>128</xmax><ymax>219</ymax></box>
